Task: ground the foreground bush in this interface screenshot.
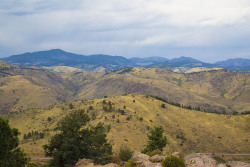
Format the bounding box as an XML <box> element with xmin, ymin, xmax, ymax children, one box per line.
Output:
<box><xmin>161</xmin><ymin>154</ymin><xmax>185</xmax><ymax>167</ymax></box>
<box><xmin>119</xmin><ymin>146</ymin><xmax>133</xmax><ymax>161</ymax></box>
<box><xmin>122</xmin><ymin>159</ymin><xmax>136</xmax><ymax>167</ymax></box>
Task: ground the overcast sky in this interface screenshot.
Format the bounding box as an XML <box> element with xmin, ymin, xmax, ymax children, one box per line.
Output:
<box><xmin>0</xmin><ymin>0</ymin><xmax>250</xmax><ymax>62</ymax></box>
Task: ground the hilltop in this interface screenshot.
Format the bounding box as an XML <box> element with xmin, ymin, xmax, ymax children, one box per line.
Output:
<box><xmin>8</xmin><ymin>94</ymin><xmax>250</xmax><ymax>158</ymax></box>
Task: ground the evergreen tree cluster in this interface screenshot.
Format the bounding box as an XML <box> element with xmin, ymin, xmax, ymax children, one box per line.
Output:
<box><xmin>23</xmin><ymin>130</ymin><xmax>45</xmax><ymax>140</ymax></box>
<box><xmin>43</xmin><ymin>110</ymin><xmax>112</xmax><ymax>167</ymax></box>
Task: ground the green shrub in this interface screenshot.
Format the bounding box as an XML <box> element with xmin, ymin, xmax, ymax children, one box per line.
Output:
<box><xmin>161</xmin><ymin>104</ymin><xmax>166</xmax><ymax>108</ymax></box>
<box><xmin>119</xmin><ymin>146</ymin><xmax>133</xmax><ymax>161</ymax></box>
<box><xmin>161</xmin><ymin>154</ymin><xmax>185</xmax><ymax>167</ymax></box>
<box><xmin>212</xmin><ymin>156</ymin><xmax>226</xmax><ymax>164</ymax></box>
<box><xmin>47</xmin><ymin>117</ymin><xmax>52</xmax><ymax>122</ymax></box>
<box><xmin>122</xmin><ymin>159</ymin><xmax>136</xmax><ymax>167</ymax></box>
<box><xmin>146</xmin><ymin>149</ymin><xmax>162</xmax><ymax>157</ymax></box>
<box><xmin>69</xmin><ymin>103</ymin><xmax>73</xmax><ymax>109</ymax></box>
<box><xmin>111</xmin><ymin>155</ymin><xmax>121</xmax><ymax>164</ymax></box>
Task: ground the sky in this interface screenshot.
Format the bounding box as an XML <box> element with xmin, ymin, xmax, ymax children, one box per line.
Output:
<box><xmin>0</xmin><ymin>0</ymin><xmax>250</xmax><ymax>62</ymax></box>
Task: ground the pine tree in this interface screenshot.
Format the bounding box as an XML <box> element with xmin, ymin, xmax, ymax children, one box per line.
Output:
<box><xmin>0</xmin><ymin>117</ymin><xmax>28</xmax><ymax>167</ymax></box>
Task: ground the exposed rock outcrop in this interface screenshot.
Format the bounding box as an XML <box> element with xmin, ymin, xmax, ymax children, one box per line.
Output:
<box><xmin>74</xmin><ymin>153</ymin><xmax>250</xmax><ymax>167</ymax></box>
<box><xmin>185</xmin><ymin>155</ymin><xmax>221</xmax><ymax>167</ymax></box>
<box><xmin>185</xmin><ymin>154</ymin><xmax>250</xmax><ymax>167</ymax></box>
<box><xmin>132</xmin><ymin>151</ymin><xmax>162</xmax><ymax>167</ymax></box>
<box><xmin>74</xmin><ymin>158</ymin><xmax>119</xmax><ymax>167</ymax></box>
<box><xmin>226</xmin><ymin>161</ymin><xmax>250</xmax><ymax>167</ymax></box>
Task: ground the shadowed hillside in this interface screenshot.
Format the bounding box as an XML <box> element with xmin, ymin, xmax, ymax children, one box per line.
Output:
<box><xmin>8</xmin><ymin>94</ymin><xmax>250</xmax><ymax>157</ymax></box>
<box><xmin>66</xmin><ymin>67</ymin><xmax>250</xmax><ymax>113</ymax></box>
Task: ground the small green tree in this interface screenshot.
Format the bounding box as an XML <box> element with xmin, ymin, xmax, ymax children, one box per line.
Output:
<box><xmin>142</xmin><ymin>126</ymin><xmax>167</xmax><ymax>153</ymax></box>
<box><xmin>43</xmin><ymin>110</ymin><xmax>112</xmax><ymax>167</ymax></box>
<box><xmin>0</xmin><ymin>117</ymin><xmax>29</xmax><ymax>167</ymax></box>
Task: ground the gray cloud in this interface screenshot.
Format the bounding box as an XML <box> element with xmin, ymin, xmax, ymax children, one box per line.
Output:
<box><xmin>0</xmin><ymin>0</ymin><xmax>250</xmax><ymax>62</ymax></box>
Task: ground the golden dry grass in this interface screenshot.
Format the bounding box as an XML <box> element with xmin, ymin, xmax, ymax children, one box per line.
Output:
<box><xmin>8</xmin><ymin>94</ymin><xmax>250</xmax><ymax>157</ymax></box>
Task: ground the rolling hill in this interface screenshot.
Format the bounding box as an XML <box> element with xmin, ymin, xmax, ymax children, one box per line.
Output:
<box><xmin>1</xmin><ymin>60</ymin><xmax>249</xmax><ymax>114</ymax></box>
<box><xmin>65</xmin><ymin>67</ymin><xmax>250</xmax><ymax>113</ymax></box>
<box><xmin>7</xmin><ymin>94</ymin><xmax>250</xmax><ymax>157</ymax></box>
<box><xmin>0</xmin><ymin>60</ymin><xmax>75</xmax><ymax>114</ymax></box>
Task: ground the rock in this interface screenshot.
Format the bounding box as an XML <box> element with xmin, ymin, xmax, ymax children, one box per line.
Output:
<box><xmin>149</xmin><ymin>154</ymin><xmax>165</xmax><ymax>162</ymax></box>
<box><xmin>134</xmin><ymin>161</ymin><xmax>145</xmax><ymax>167</ymax></box>
<box><xmin>132</xmin><ymin>151</ymin><xmax>150</xmax><ymax>162</ymax></box>
<box><xmin>102</xmin><ymin>163</ymin><xmax>120</xmax><ymax>167</ymax></box>
<box><xmin>226</xmin><ymin>161</ymin><xmax>250</xmax><ymax>167</ymax></box>
<box><xmin>74</xmin><ymin>159</ymin><xmax>119</xmax><ymax>167</ymax></box>
<box><xmin>75</xmin><ymin>159</ymin><xmax>94</xmax><ymax>167</ymax></box>
<box><xmin>131</xmin><ymin>151</ymin><xmax>162</xmax><ymax>167</ymax></box>
<box><xmin>185</xmin><ymin>155</ymin><xmax>217</xmax><ymax>167</ymax></box>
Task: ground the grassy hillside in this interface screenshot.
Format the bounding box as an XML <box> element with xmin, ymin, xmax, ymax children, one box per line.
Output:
<box><xmin>1</xmin><ymin>61</ymin><xmax>250</xmax><ymax>114</ymax></box>
<box><xmin>66</xmin><ymin>67</ymin><xmax>250</xmax><ymax>113</ymax></box>
<box><xmin>8</xmin><ymin>94</ymin><xmax>250</xmax><ymax>158</ymax></box>
<box><xmin>0</xmin><ymin>60</ymin><xmax>75</xmax><ymax>114</ymax></box>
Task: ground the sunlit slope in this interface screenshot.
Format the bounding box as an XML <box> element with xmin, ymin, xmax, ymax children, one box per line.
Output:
<box><xmin>8</xmin><ymin>94</ymin><xmax>250</xmax><ymax>157</ymax></box>
<box><xmin>0</xmin><ymin>60</ymin><xmax>75</xmax><ymax>114</ymax></box>
<box><xmin>70</xmin><ymin>67</ymin><xmax>250</xmax><ymax>113</ymax></box>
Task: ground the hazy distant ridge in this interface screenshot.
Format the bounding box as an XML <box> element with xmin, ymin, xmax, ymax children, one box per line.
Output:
<box><xmin>2</xmin><ymin>49</ymin><xmax>250</xmax><ymax>72</ymax></box>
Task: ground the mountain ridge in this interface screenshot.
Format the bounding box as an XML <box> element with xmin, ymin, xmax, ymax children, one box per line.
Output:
<box><xmin>2</xmin><ymin>49</ymin><xmax>249</xmax><ymax>72</ymax></box>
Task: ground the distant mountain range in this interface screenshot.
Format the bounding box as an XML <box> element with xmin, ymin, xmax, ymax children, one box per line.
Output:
<box><xmin>2</xmin><ymin>49</ymin><xmax>250</xmax><ymax>72</ymax></box>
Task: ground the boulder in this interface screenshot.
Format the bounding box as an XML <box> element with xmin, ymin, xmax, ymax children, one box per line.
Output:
<box><xmin>134</xmin><ymin>161</ymin><xmax>145</xmax><ymax>167</ymax></box>
<box><xmin>226</xmin><ymin>161</ymin><xmax>250</xmax><ymax>167</ymax></box>
<box><xmin>131</xmin><ymin>151</ymin><xmax>162</xmax><ymax>167</ymax></box>
<box><xmin>132</xmin><ymin>151</ymin><xmax>150</xmax><ymax>162</ymax></box>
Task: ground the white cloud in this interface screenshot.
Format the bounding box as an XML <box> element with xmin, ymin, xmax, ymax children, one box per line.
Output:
<box><xmin>0</xmin><ymin>0</ymin><xmax>250</xmax><ymax>61</ymax></box>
